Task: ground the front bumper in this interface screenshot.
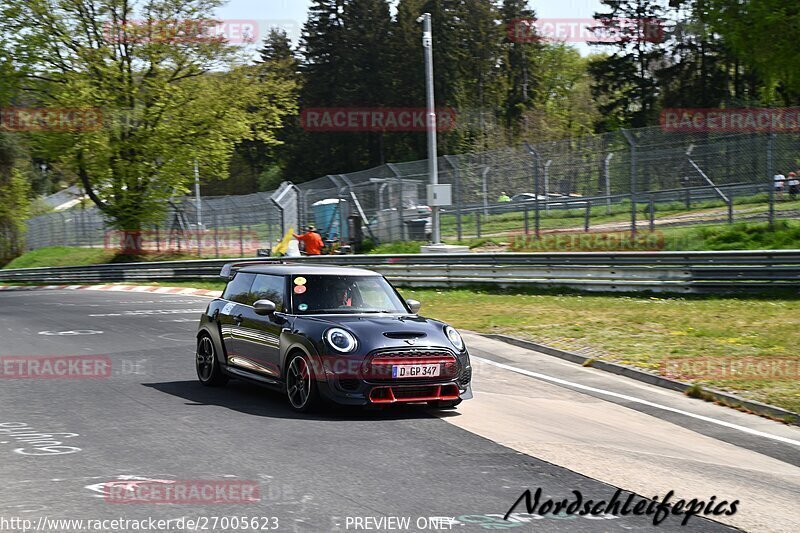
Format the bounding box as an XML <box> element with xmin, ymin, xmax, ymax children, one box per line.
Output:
<box><xmin>317</xmin><ymin>347</ymin><xmax>473</xmax><ymax>406</ymax></box>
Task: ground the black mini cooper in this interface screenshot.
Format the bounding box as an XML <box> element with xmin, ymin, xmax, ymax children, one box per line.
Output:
<box><xmin>196</xmin><ymin>262</ymin><xmax>473</xmax><ymax>412</ymax></box>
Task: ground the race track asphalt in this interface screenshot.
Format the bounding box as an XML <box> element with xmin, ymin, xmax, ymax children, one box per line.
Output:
<box><xmin>0</xmin><ymin>289</ymin><xmax>783</xmax><ymax>532</ymax></box>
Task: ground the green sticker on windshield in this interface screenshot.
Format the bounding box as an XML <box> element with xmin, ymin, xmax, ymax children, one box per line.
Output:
<box><xmin>298</xmin><ymin>303</ymin><xmax>309</xmax><ymax>311</ymax></box>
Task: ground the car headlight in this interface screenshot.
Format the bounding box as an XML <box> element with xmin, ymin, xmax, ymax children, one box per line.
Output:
<box><xmin>445</xmin><ymin>326</ymin><xmax>465</xmax><ymax>352</ymax></box>
<box><xmin>325</xmin><ymin>328</ymin><xmax>357</xmax><ymax>353</ymax></box>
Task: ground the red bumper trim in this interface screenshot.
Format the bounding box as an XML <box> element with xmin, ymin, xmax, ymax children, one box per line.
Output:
<box><xmin>368</xmin><ymin>384</ymin><xmax>460</xmax><ymax>404</ymax></box>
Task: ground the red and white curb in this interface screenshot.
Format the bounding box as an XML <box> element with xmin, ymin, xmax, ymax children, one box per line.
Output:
<box><xmin>0</xmin><ymin>284</ymin><xmax>223</xmax><ymax>298</ymax></box>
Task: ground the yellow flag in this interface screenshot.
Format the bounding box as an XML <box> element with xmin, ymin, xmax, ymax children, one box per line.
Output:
<box><xmin>272</xmin><ymin>226</ymin><xmax>295</xmax><ymax>256</ymax></box>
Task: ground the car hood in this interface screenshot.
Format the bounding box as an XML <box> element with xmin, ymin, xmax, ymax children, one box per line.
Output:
<box><xmin>296</xmin><ymin>314</ymin><xmax>458</xmax><ymax>353</ymax></box>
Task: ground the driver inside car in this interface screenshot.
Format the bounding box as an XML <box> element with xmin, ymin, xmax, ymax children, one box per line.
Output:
<box><xmin>295</xmin><ymin>280</ymin><xmax>356</xmax><ymax>312</ymax></box>
<box><xmin>326</xmin><ymin>281</ymin><xmax>353</xmax><ymax>308</ymax></box>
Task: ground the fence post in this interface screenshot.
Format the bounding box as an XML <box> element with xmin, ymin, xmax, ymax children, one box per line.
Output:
<box><xmin>443</xmin><ymin>156</ymin><xmax>462</xmax><ymax>242</ymax></box>
<box><xmin>476</xmin><ymin>210</ymin><xmax>481</xmax><ymax>238</ymax></box>
<box><xmin>604</xmin><ymin>153</ymin><xmax>613</xmax><ymax>214</ymax></box>
<box><xmin>524</xmin><ymin>204</ymin><xmax>529</xmax><ymax>235</ymax></box>
<box><xmin>155</xmin><ymin>225</ymin><xmax>161</xmax><ymax>253</ymax></box>
<box><xmin>482</xmin><ymin>166</ymin><xmax>491</xmax><ymax>216</ymax></box>
<box><xmin>584</xmin><ymin>201</ymin><xmax>591</xmax><ymax>232</ymax></box>
<box><xmin>78</xmin><ymin>203</ymin><xmax>85</xmax><ymax>247</ymax></box>
<box><xmin>381</xmin><ymin>164</ymin><xmax>406</xmax><ymax>243</ymax></box>
<box><xmin>239</xmin><ymin>224</ymin><xmax>244</xmax><ymax>257</ymax></box>
<box><xmin>455</xmin><ymin>163</ymin><xmax>462</xmax><ymax>241</ymax></box>
<box><xmin>727</xmin><ymin>198</ymin><xmax>734</xmax><ymax>224</ymax></box>
<box><xmin>767</xmin><ymin>132</ymin><xmax>775</xmax><ymax>227</ymax></box>
<box><xmin>649</xmin><ymin>196</ymin><xmax>655</xmax><ymax>231</ymax></box>
<box><xmin>61</xmin><ymin>212</ymin><xmax>71</xmax><ymax>246</ymax></box>
<box><xmin>525</xmin><ymin>142</ymin><xmax>541</xmax><ymax>239</ymax></box>
<box><xmin>398</xmin><ymin>174</ymin><xmax>405</xmax><ymax>242</ymax></box>
<box><xmin>544</xmin><ymin>160</ymin><xmax>552</xmax><ymax>212</ymax></box>
<box><xmin>622</xmin><ymin>129</ymin><xmax>637</xmax><ymax>237</ymax></box>
<box><xmin>197</xmin><ymin>223</ymin><xmax>202</xmax><ymax>258</ymax></box>
<box><xmin>684</xmin><ymin>180</ymin><xmax>691</xmax><ymax>209</ymax></box>
<box><xmin>214</xmin><ymin>216</ymin><xmax>219</xmax><ymax>258</ymax></box>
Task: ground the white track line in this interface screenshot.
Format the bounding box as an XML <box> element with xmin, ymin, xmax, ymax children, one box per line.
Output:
<box><xmin>473</xmin><ymin>356</ymin><xmax>800</xmax><ymax>448</ymax></box>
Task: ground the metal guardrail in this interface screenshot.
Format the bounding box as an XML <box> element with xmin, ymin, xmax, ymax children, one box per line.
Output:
<box><xmin>1</xmin><ymin>251</ymin><xmax>800</xmax><ymax>294</ymax></box>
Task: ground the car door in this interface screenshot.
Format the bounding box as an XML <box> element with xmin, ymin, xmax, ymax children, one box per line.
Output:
<box><xmin>234</xmin><ymin>274</ymin><xmax>287</xmax><ymax>379</ymax></box>
<box><xmin>218</xmin><ymin>272</ymin><xmax>256</xmax><ymax>362</ymax></box>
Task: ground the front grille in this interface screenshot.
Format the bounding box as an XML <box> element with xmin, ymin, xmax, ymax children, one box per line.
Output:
<box><xmin>393</xmin><ymin>386</ymin><xmax>437</xmax><ymax>399</ymax></box>
<box><xmin>459</xmin><ymin>368</ymin><xmax>472</xmax><ymax>387</ymax></box>
<box><xmin>372</xmin><ymin>349</ymin><xmax>453</xmax><ymax>359</ymax></box>
<box><xmin>362</xmin><ymin>348</ymin><xmax>459</xmax><ymax>381</ymax></box>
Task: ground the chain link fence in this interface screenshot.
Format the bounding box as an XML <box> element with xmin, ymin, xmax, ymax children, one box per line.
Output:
<box><xmin>296</xmin><ymin>127</ymin><xmax>800</xmax><ymax>244</ymax></box>
<box><xmin>23</xmin><ymin>126</ymin><xmax>800</xmax><ymax>255</ymax></box>
<box><xmin>25</xmin><ymin>187</ymin><xmax>291</xmax><ymax>256</ymax></box>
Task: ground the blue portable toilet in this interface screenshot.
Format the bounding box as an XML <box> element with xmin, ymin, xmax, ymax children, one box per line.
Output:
<box><xmin>311</xmin><ymin>199</ymin><xmax>348</xmax><ymax>240</ymax></box>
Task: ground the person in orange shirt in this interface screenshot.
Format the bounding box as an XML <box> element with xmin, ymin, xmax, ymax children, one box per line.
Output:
<box><xmin>294</xmin><ymin>225</ymin><xmax>324</xmax><ymax>255</ymax></box>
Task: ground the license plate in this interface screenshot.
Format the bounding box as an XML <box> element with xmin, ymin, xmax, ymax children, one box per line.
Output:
<box><xmin>392</xmin><ymin>364</ymin><xmax>440</xmax><ymax>379</ymax></box>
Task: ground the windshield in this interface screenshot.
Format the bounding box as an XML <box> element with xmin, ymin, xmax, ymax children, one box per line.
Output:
<box><xmin>290</xmin><ymin>275</ymin><xmax>408</xmax><ymax>315</ymax></box>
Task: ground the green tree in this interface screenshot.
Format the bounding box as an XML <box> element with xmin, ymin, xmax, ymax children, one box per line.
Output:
<box><xmin>500</xmin><ymin>0</ymin><xmax>541</xmax><ymax>136</ymax></box>
<box><xmin>589</xmin><ymin>0</ymin><xmax>669</xmax><ymax>129</ymax></box>
<box><xmin>210</xmin><ymin>29</ymin><xmax>302</xmax><ymax>196</ymax></box>
<box><xmin>0</xmin><ymin>134</ymin><xmax>31</xmax><ymax>263</ymax></box>
<box><xmin>384</xmin><ymin>0</ymin><xmax>428</xmax><ymax>161</ymax></box>
<box><xmin>0</xmin><ymin>0</ymin><xmax>289</xmax><ymax>245</ymax></box>
<box><xmin>446</xmin><ymin>0</ymin><xmax>505</xmax><ymax>153</ymax></box>
<box><xmin>657</xmin><ymin>0</ymin><xmax>731</xmax><ymax>109</ymax></box>
<box><xmin>288</xmin><ymin>0</ymin><xmax>394</xmax><ymax>179</ymax></box>
<box><xmin>520</xmin><ymin>45</ymin><xmax>600</xmax><ymax>141</ymax></box>
<box><xmin>387</xmin><ymin>0</ymin><xmax>506</xmax><ymax>155</ymax></box>
<box><xmin>704</xmin><ymin>0</ymin><xmax>800</xmax><ymax>104</ymax></box>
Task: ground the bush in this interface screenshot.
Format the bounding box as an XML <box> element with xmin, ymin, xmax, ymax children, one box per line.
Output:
<box><xmin>0</xmin><ymin>169</ymin><xmax>32</xmax><ymax>264</ymax></box>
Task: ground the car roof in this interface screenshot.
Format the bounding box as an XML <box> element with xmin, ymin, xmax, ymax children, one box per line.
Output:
<box><xmin>235</xmin><ymin>263</ymin><xmax>382</xmax><ymax>277</ymax></box>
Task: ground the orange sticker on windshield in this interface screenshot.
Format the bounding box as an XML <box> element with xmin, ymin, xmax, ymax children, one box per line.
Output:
<box><xmin>294</xmin><ymin>277</ymin><xmax>307</xmax><ymax>286</ymax></box>
<box><xmin>294</xmin><ymin>285</ymin><xmax>307</xmax><ymax>295</ymax></box>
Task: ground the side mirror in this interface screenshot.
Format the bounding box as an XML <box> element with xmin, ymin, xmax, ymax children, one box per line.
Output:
<box><xmin>406</xmin><ymin>299</ymin><xmax>421</xmax><ymax>314</ymax></box>
<box><xmin>254</xmin><ymin>299</ymin><xmax>277</xmax><ymax>316</ymax></box>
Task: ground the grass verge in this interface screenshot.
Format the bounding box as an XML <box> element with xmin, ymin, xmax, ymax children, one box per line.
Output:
<box><xmin>4</xmin><ymin>246</ymin><xmax>117</xmax><ymax>269</ymax></box>
<box><xmin>509</xmin><ymin>220</ymin><xmax>800</xmax><ymax>252</ymax></box>
<box><xmin>3</xmin><ymin>246</ymin><xmax>245</xmax><ymax>269</ymax></box>
<box><xmin>396</xmin><ymin>288</ymin><xmax>800</xmax><ymax>414</ymax></box>
<box><xmin>441</xmin><ymin>196</ymin><xmax>800</xmax><ymax>240</ymax></box>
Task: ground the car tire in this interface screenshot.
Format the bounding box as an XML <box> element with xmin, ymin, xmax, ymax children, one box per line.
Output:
<box><xmin>428</xmin><ymin>399</ymin><xmax>462</xmax><ymax>409</ymax></box>
<box><xmin>196</xmin><ymin>334</ymin><xmax>228</xmax><ymax>387</ymax></box>
<box><xmin>285</xmin><ymin>352</ymin><xmax>319</xmax><ymax>413</ymax></box>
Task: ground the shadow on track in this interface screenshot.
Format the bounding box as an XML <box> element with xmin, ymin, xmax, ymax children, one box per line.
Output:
<box><xmin>143</xmin><ymin>379</ymin><xmax>462</xmax><ymax>422</ymax></box>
